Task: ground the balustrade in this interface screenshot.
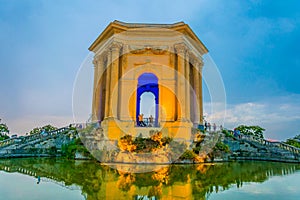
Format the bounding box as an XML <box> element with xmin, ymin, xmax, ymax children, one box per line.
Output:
<box><xmin>239</xmin><ymin>134</ymin><xmax>300</xmax><ymax>156</ymax></box>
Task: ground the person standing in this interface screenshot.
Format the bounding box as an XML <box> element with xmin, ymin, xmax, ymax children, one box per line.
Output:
<box><xmin>219</xmin><ymin>125</ymin><xmax>223</xmax><ymax>131</ymax></box>
<box><xmin>208</xmin><ymin>123</ymin><xmax>211</xmax><ymax>131</ymax></box>
<box><xmin>213</xmin><ymin>123</ymin><xmax>217</xmax><ymax>131</ymax></box>
<box><xmin>138</xmin><ymin>114</ymin><xmax>146</xmax><ymax>127</ymax></box>
<box><xmin>149</xmin><ymin>115</ymin><xmax>154</xmax><ymax>127</ymax></box>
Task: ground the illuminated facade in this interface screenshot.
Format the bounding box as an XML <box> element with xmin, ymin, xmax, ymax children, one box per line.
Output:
<box><xmin>90</xmin><ymin>20</ymin><xmax>208</xmax><ymax>140</ymax></box>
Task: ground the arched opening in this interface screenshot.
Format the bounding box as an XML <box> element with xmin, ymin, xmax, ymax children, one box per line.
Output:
<box><xmin>136</xmin><ymin>73</ymin><xmax>159</xmax><ymax>127</ymax></box>
<box><xmin>140</xmin><ymin>92</ymin><xmax>155</xmax><ymax>126</ymax></box>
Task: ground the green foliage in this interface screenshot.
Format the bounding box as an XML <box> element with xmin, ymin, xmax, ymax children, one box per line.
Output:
<box><xmin>213</xmin><ymin>141</ymin><xmax>230</xmax><ymax>153</ymax></box>
<box><xmin>285</xmin><ymin>139</ymin><xmax>300</xmax><ymax>148</ymax></box>
<box><xmin>0</xmin><ymin>135</ymin><xmax>9</xmax><ymax>141</ymax></box>
<box><xmin>179</xmin><ymin>150</ymin><xmax>197</xmax><ymax>160</ymax></box>
<box><xmin>193</xmin><ymin>145</ymin><xmax>202</xmax><ymax>154</ymax></box>
<box><xmin>118</xmin><ymin>133</ymin><xmax>173</xmax><ymax>153</ymax></box>
<box><xmin>28</xmin><ymin>124</ymin><xmax>57</xmax><ymax>135</ymax></box>
<box><xmin>0</xmin><ymin>123</ymin><xmax>9</xmax><ymax>141</ymax></box>
<box><xmin>133</xmin><ymin>137</ymin><xmax>147</xmax><ymax>152</ymax></box>
<box><xmin>281</xmin><ymin>134</ymin><xmax>300</xmax><ymax>150</ymax></box>
<box><xmin>222</xmin><ymin>129</ymin><xmax>234</xmax><ymax>138</ymax></box>
<box><xmin>161</xmin><ymin>136</ymin><xmax>173</xmax><ymax>146</ymax></box>
<box><xmin>235</xmin><ymin>125</ymin><xmax>265</xmax><ymax>139</ymax></box>
<box><xmin>61</xmin><ymin>138</ymin><xmax>91</xmax><ymax>159</ymax></box>
<box><xmin>0</xmin><ymin>123</ymin><xmax>9</xmax><ymax>135</ymax></box>
<box><xmin>118</xmin><ymin>134</ymin><xmax>137</xmax><ymax>152</ymax></box>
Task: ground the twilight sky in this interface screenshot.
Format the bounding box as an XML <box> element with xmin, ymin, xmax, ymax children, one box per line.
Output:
<box><xmin>0</xmin><ymin>0</ymin><xmax>299</xmax><ymax>140</ymax></box>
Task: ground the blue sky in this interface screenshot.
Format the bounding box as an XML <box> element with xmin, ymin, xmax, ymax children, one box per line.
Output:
<box><xmin>0</xmin><ymin>0</ymin><xmax>299</xmax><ymax>140</ymax></box>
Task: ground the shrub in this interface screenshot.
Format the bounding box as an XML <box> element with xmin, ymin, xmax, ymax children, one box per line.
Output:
<box><xmin>179</xmin><ymin>150</ymin><xmax>197</xmax><ymax>160</ymax></box>
<box><xmin>214</xmin><ymin>141</ymin><xmax>230</xmax><ymax>153</ymax></box>
<box><xmin>61</xmin><ymin>138</ymin><xmax>91</xmax><ymax>159</ymax></box>
<box><xmin>118</xmin><ymin>134</ymin><xmax>137</xmax><ymax>152</ymax></box>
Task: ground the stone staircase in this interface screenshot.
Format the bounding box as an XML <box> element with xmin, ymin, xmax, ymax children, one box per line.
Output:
<box><xmin>0</xmin><ymin>127</ymin><xmax>76</xmax><ymax>158</ymax></box>
<box><xmin>225</xmin><ymin>134</ymin><xmax>300</xmax><ymax>162</ymax></box>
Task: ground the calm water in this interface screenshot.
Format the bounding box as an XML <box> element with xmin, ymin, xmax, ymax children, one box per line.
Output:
<box><xmin>0</xmin><ymin>158</ymin><xmax>299</xmax><ymax>200</ymax></box>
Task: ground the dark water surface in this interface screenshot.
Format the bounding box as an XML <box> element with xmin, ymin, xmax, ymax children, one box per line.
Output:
<box><xmin>0</xmin><ymin>158</ymin><xmax>299</xmax><ymax>200</ymax></box>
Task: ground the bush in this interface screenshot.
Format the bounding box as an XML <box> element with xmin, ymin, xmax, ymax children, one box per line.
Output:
<box><xmin>118</xmin><ymin>135</ymin><xmax>137</xmax><ymax>152</ymax></box>
<box><xmin>161</xmin><ymin>136</ymin><xmax>173</xmax><ymax>146</ymax></box>
<box><xmin>119</xmin><ymin>134</ymin><xmax>173</xmax><ymax>153</ymax></box>
<box><xmin>285</xmin><ymin>139</ymin><xmax>300</xmax><ymax>148</ymax></box>
<box><xmin>61</xmin><ymin>138</ymin><xmax>91</xmax><ymax>159</ymax></box>
<box><xmin>214</xmin><ymin>141</ymin><xmax>230</xmax><ymax>153</ymax></box>
<box><xmin>0</xmin><ymin>135</ymin><xmax>9</xmax><ymax>141</ymax></box>
<box><xmin>235</xmin><ymin>125</ymin><xmax>265</xmax><ymax>139</ymax></box>
<box><xmin>179</xmin><ymin>150</ymin><xmax>197</xmax><ymax>160</ymax></box>
<box><xmin>222</xmin><ymin>129</ymin><xmax>234</xmax><ymax>138</ymax></box>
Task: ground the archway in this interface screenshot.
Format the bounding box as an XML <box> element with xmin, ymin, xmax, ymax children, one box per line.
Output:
<box><xmin>136</xmin><ymin>73</ymin><xmax>159</xmax><ymax>127</ymax></box>
<box><xmin>140</xmin><ymin>92</ymin><xmax>155</xmax><ymax>120</ymax></box>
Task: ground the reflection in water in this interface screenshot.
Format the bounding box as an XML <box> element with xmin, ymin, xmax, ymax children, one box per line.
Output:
<box><xmin>0</xmin><ymin>158</ymin><xmax>299</xmax><ymax>199</ymax></box>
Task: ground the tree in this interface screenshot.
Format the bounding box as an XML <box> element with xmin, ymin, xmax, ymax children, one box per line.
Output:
<box><xmin>235</xmin><ymin>125</ymin><xmax>265</xmax><ymax>139</ymax></box>
<box><xmin>0</xmin><ymin>123</ymin><xmax>9</xmax><ymax>135</ymax></box>
<box><xmin>28</xmin><ymin>124</ymin><xmax>57</xmax><ymax>135</ymax></box>
<box><xmin>285</xmin><ymin>134</ymin><xmax>300</xmax><ymax>148</ymax></box>
<box><xmin>0</xmin><ymin>123</ymin><xmax>10</xmax><ymax>141</ymax></box>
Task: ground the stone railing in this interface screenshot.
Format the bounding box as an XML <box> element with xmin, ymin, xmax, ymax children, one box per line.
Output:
<box><xmin>136</xmin><ymin>118</ymin><xmax>158</xmax><ymax>127</ymax></box>
<box><xmin>0</xmin><ymin>127</ymin><xmax>70</xmax><ymax>149</ymax></box>
<box><xmin>239</xmin><ymin>134</ymin><xmax>300</xmax><ymax>155</ymax></box>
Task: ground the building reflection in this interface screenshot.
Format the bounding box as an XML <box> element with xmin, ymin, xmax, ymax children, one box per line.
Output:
<box><xmin>0</xmin><ymin>158</ymin><xmax>299</xmax><ymax>200</ymax></box>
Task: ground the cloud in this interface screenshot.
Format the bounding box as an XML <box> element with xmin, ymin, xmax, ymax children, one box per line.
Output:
<box><xmin>204</xmin><ymin>94</ymin><xmax>300</xmax><ymax>140</ymax></box>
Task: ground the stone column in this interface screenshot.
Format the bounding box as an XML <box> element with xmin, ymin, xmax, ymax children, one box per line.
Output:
<box><xmin>185</xmin><ymin>50</ymin><xmax>191</xmax><ymax>122</ymax></box>
<box><xmin>104</xmin><ymin>50</ymin><xmax>112</xmax><ymax>119</ymax></box>
<box><xmin>109</xmin><ymin>42</ymin><xmax>122</xmax><ymax>118</ymax></box>
<box><xmin>174</xmin><ymin>43</ymin><xmax>187</xmax><ymax>121</ymax></box>
<box><xmin>96</xmin><ymin>54</ymin><xmax>105</xmax><ymax>121</ymax></box>
<box><xmin>198</xmin><ymin>60</ymin><xmax>204</xmax><ymax>124</ymax></box>
<box><xmin>92</xmin><ymin>59</ymin><xmax>99</xmax><ymax>121</ymax></box>
<box><xmin>119</xmin><ymin>44</ymin><xmax>128</xmax><ymax>120</ymax></box>
<box><xmin>192</xmin><ymin>62</ymin><xmax>201</xmax><ymax>125</ymax></box>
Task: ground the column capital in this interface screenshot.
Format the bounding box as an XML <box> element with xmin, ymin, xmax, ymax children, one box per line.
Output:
<box><xmin>92</xmin><ymin>59</ymin><xmax>98</xmax><ymax>66</ymax></box>
<box><xmin>95</xmin><ymin>52</ymin><xmax>106</xmax><ymax>63</ymax></box>
<box><xmin>122</xmin><ymin>44</ymin><xmax>130</xmax><ymax>54</ymax></box>
<box><xmin>110</xmin><ymin>41</ymin><xmax>123</xmax><ymax>52</ymax></box>
<box><xmin>190</xmin><ymin>56</ymin><xmax>204</xmax><ymax>70</ymax></box>
<box><xmin>174</xmin><ymin>43</ymin><xmax>187</xmax><ymax>54</ymax></box>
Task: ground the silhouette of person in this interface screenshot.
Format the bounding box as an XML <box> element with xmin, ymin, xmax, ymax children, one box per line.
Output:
<box><xmin>149</xmin><ymin>115</ymin><xmax>154</xmax><ymax>127</ymax></box>
<box><xmin>213</xmin><ymin>123</ymin><xmax>217</xmax><ymax>131</ymax></box>
<box><xmin>204</xmin><ymin>121</ymin><xmax>208</xmax><ymax>131</ymax></box>
<box><xmin>208</xmin><ymin>123</ymin><xmax>211</xmax><ymax>131</ymax></box>
<box><xmin>138</xmin><ymin>114</ymin><xmax>146</xmax><ymax>127</ymax></box>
